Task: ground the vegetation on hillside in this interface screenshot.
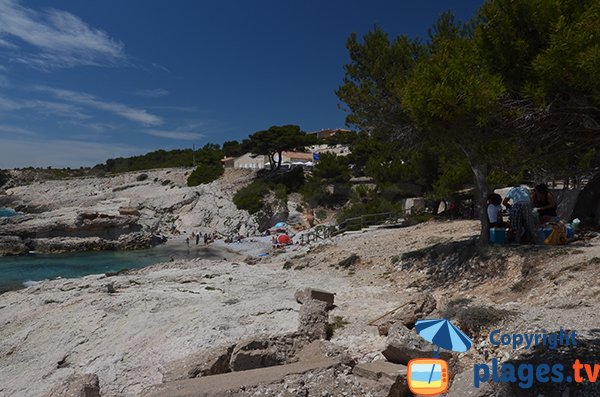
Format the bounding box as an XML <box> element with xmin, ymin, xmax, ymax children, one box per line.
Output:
<box><xmin>0</xmin><ymin>169</ymin><xmax>10</xmax><ymax>187</ymax></box>
<box><xmin>336</xmin><ymin>1</ymin><xmax>600</xmax><ymax>242</ymax></box>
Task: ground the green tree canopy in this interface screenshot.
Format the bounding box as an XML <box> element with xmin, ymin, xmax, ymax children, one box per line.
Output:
<box><xmin>338</xmin><ymin>1</ymin><xmax>600</xmax><ymax>243</ymax></box>
<box><xmin>248</xmin><ymin>125</ymin><xmax>312</xmax><ymax>169</ymax></box>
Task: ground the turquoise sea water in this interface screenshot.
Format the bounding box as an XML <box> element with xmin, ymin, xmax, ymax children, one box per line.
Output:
<box><xmin>0</xmin><ymin>245</ymin><xmax>222</xmax><ymax>293</ymax></box>
<box><xmin>0</xmin><ymin>207</ymin><xmax>19</xmax><ymax>217</ymax></box>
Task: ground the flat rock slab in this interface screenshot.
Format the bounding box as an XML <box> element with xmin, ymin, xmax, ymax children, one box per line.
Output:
<box><xmin>146</xmin><ymin>358</ymin><xmax>340</xmax><ymax>397</ymax></box>
<box><xmin>353</xmin><ymin>360</ymin><xmax>407</xmax><ymax>382</ymax></box>
<box><xmin>294</xmin><ymin>287</ymin><xmax>335</xmax><ymax>306</ymax></box>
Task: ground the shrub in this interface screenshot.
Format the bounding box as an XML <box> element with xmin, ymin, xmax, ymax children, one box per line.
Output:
<box><xmin>259</xmin><ymin>166</ymin><xmax>305</xmax><ymax>193</ymax></box>
<box><xmin>0</xmin><ymin>169</ymin><xmax>9</xmax><ymax>187</ymax></box>
<box><xmin>233</xmin><ymin>180</ymin><xmax>270</xmax><ymax>214</ymax></box>
<box><xmin>274</xmin><ymin>184</ymin><xmax>288</xmax><ymax>201</ymax></box>
<box><xmin>187</xmin><ymin>164</ymin><xmax>224</xmax><ymax>186</ymax></box>
<box><xmin>316</xmin><ymin>209</ymin><xmax>327</xmax><ymax>220</ymax></box>
<box><xmin>136</xmin><ymin>173</ymin><xmax>148</xmax><ymax>181</ymax></box>
<box><xmin>441</xmin><ymin>299</ymin><xmax>512</xmax><ymax>336</ymax></box>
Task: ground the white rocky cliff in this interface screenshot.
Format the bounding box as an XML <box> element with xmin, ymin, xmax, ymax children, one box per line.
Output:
<box><xmin>0</xmin><ymin>168</ymin><xmax>259</xmax><ymax>255</ymax></box>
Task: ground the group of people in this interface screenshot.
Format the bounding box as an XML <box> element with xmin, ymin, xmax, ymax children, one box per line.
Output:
<box><xmin>487</xmin><ymin>184</ymin><xmax>558</xmax><ymax>244</ymax></box>
<box><xmin>186</xmin><ymin>230</ymin><xmax>218</xmax><ymax>246</ymax></box>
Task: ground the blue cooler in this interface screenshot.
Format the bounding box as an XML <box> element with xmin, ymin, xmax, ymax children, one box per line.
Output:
<box><xmin>566</xmin><ymin>225</ymin><xmax>573</xmax><ymax>239</ymax></box>
<box><xmin>490</xmin><ymin>228</ymin><xmax>506</xmax><ymax>244</ymax></box>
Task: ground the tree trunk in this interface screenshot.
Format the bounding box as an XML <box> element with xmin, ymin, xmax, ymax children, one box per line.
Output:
<box><xmin>268</xmin><ymin>154</ymin><xmax>275</xmax><ymax>170</ymax></box>
<box><xmin>277</xmin><ymin>150</ymin><xmax>283</xmax><ymax>169</ymax></box>
<box><xmin>571</xmin><ymin>171</ymin><xmax>600</xmax><ymax>226</ymax></box>
<box><xmin>471</xmin><ymin>162</ymin><xmax>490</xmax><ymax>245</ymax></box>
<box><xmin>460</xmin><ymin>146</ymin><xmax>491</xmax><ymax>245</ymax></box>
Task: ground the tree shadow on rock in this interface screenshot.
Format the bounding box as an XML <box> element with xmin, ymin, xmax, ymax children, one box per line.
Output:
<box><xmin>398</xmin><ymin>238</ymin><xmax>508</xmax><ymax>289</ymax></box>
<box><xmin>499</xmin><ymin>331</ymin><xmax>600</xmax><ymax>397</ymax></box>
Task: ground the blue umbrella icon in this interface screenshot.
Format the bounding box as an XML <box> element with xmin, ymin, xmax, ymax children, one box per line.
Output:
<box><xmin>414</xmin><ymin>319</ymin><xmax>472</xmax><ymax>384</ymax></box>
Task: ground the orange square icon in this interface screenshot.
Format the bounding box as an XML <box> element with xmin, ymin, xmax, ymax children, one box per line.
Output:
<box><xmin>407</xmin><ymin>358</ymin><xmax>449</xmax><ymax>396</ymax></box>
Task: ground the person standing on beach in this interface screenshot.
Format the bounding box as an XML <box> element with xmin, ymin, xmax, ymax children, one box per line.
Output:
<box><xmin>503</xmin><ymin>185</ymin><xmax>537</xmax><ymax>243</ymax></box>
<box><xmin>195</xmin><ymin>231</ymin><xmax>200</xmax><ymax>245</ymax></box>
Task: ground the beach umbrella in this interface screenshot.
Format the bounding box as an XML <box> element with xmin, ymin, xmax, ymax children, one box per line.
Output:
<box><xmin>277</xmin><ymin>234</ymin><xmax>291</xmax><ymax>245</ymax></box>
<box><xmin>273</xmin><ymin>222</ymin><xmax>286</xmax><ymax>229</ymax></box>
<box><xmin>415</xmin><ymin>319</ymin><xmax>472</xmax><ymax>353</ymax></box>
<box><xmin>414</xmin><ymin>319</ymin><xmax>472</xmax><ymax>385</ymax></box>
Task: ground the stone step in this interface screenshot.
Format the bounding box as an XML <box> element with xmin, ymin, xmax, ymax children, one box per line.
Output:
<box><xmin>353</xmin><ymin>361</ymin><xmax>410</xmax><ymax>397</ymax></box>
<box><xmin>145</xmin><ymin>358</ymin><xmax>340</xmax><ymax>397</ymax></box>
<box><xmin>353</xmin><ymin>360</ymin><xmax>407</xmax><ymax>382</ymax></box>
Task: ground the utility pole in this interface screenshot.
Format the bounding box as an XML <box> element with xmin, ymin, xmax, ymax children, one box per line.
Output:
<box><xmin>192</xmin><ymin>144</ymin><xmax>196</xmax><ymax>167</ymax></box>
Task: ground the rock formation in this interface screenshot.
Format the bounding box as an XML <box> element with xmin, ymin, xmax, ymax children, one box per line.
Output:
<box><xmin>0</xmin><ymin>168</ymin><xmax>259</xmax><ymax>255</ymax></box>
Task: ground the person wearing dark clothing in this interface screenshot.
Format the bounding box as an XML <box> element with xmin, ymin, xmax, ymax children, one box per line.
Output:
<box><xmin>532</xmin><ymin>184</ymin><xmax>557</xmax><ymax>223</ymax></box>
<box><xmin>195</xmin><ymin>232</ymin><xmax>200</xmax><ymax>245</ymax></box>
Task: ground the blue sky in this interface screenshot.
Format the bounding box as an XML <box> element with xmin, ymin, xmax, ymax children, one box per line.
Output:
<box><xmin>0</xmin><ymin>0</ymin><xmax>482</xmax><ymax>168</ymax></box>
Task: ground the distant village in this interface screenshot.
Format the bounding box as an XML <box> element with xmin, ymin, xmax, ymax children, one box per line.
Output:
<box><xmin>220</xmin><ymin>128</ymin><xmax>352</xmax><ymax>170</ymax></box>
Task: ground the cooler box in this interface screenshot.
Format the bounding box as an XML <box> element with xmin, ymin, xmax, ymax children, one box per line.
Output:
<box><xmin>539</xmin><ymin>227</ymin><xmax>553</xmax><ymax>240</ymax></box>
<box><xmin>490</xmin><ymin>228</ymin><xmax>506</xmax><ymax>244</ymax></box>
<box><xmin>538</xmin><ymin>225</ymin><xmax>574</xmax><ymax>241</ymax></box>
<box><xmin>566</xmin><ymin>225</ymin><xmax>573</xmax><ymax>239</ymax></box>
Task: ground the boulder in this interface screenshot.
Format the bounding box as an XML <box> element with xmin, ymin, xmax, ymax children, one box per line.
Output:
<box><xmin>298</xmin><ymin>299</ymin><xmax>330</xmax><ymax>340</ymax></box>
<box><xmin>353</xmin><ymin>361</ymin><xmax>410</xmax><ymax>397</ymax></box>
<box><xmin>229</xmin><ymin>333</ymin><xmax>311</xmax><ymax>372</ymax></box>
<box><xmin>294</xmin><ymin>287</ymin><xmax>335</xmax><ymax>307</ymax></box>
<box><xmin>0</xmin><ymin>235</ymin><xmax>29</xmax><ymax>255</ymax></box>
<box><xmin>44</xmin><ymin>373</ymin><xmax>100</xmax><ymax>397</ymax></box>
<box><xmin>446</xmin><ymin>368</ymin><xmax>494</xmax><ymax>396</ymax></box>
<box><xmin>162</xmin><ymin>344</ymin><xmax>235</xmax><ymax>382</ymax></box>
<box><xmin>229</xmin><ymin>340</ymin><xmax>284</xmax><ymax>372</ymax></box>
<box><xmin>382</xmin><ymin>323</ymin><xmax>452</xmax><ymax>365</ymax></box>
<box><xmin>388</xmin><ymin>293</ymin><xmax>437</xmax><ymax>329</ymax></box>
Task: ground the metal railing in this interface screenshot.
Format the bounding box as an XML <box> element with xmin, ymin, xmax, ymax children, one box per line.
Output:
<box><xmin>299</xmin><ymin>225</ymin><xmax>334</xmax><ymax>244</ymax></box>
<box><xmin>334</xmin><ymin>211</ymin><xmax>405</xmax><ymax>235</ymax></box>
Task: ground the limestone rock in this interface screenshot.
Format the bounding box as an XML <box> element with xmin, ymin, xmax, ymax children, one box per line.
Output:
<box><xmin>382</xmin><ymin>323</ymin><xmax>452</xmax><ymax>365</ymax></box>
<box><xmin>229</xmin><ymin>333</ymin><xmax>311</xmax><ymax>371</ymax></box>
<box><xmin>387</xmin><ymin>293</ymin><xmax>437</xmax><ymax>328</ymax></box>
<box><xmin>353</xmin><ymin>360</ymin><xmax>407</xmax><ymax>382</ymax></box>
<box><xmin>298</xmin><ymin>299</ymin><xmax>330</xmax><ymax>340</ymax></box>
<box><xmin>294</xmin><ymin>287</ymin><xmax>335</xmax><ymax>307</ymax></box>
<box><xmin>162</xmin><ymin>344</ymin><xmax>235</xmax><ymax>382</ymax></box>
<box><xmin>446</xmin><ymin>368</ymin><xmax>494</xmax><ymax>396</ymax></box>
<box><xmin>44</xmin><ymin>373</ymin><xmax>100</xmax><ymax>397</ymax></box>
<box><xmin>0</xmin><ymin>168</ymin><xmax>260</xmax><ymax>255</ymax></box>
<box><xmin>0</xmin><ymin>235</ymin><xmax>29</xmax><ymax>255</ymax></box>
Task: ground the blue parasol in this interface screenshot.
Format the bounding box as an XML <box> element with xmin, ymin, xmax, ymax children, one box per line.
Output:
<box><xmin>415</xmin><ymin>318</ymin><xmax>472</xmax><ymax>353</ymax></box>
<box><xmin>414</xmin><ymin>319</ymin><xmax>472</xmax><ymax>384</ymax></box>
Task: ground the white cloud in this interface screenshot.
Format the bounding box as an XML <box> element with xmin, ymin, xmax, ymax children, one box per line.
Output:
<box><xmin>0</xmin><ymin>0</ymin><xmax>125</xmax><ymax>69</ymax></box>
<box><xmin>0</xmin><ymin>95</ymin><xmax>21</xmax><ymax>110</ymax></box>
<box><xmin>0</xmin><ymin>95</ymin><xmax>92</xmax><ymax>120</ymax></box>
<box><xmin>0</xmin><ymin>138</ymin><xmax>144</xmax><ymax>168</ymax></box>
<box><xmin>143</xmin><ymin>129</ymin><xmax>204</xmax><ymax>141</ymax></box>
<box><xmin>131</xmin><ymin>88</ymin><xmax>169</xmax><ymax>98</ymax></box>
<box><xmin>0</xmin><ymin>124</ymin><xmax>36</xmax><ymax>136</ymax></box>
<box><xmin>35</xmin><ymin>86</ymin><xmax>162</xmax><ymax>125</ymax></box>
<box><xmin>0</xmin><ymin>37</ymin><xmax>17</xmax><ymax>48</ymax></box>
<box><xmin>24</xmin><ymin>99</ymin><xmax>91</xmax><ymax>120</ymax></box>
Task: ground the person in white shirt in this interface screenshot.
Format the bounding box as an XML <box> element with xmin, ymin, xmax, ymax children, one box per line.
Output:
<box><xmin>487</xmin><ymin>193</ymin><xmax>504</xmax><ymax>227</ymax></box>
